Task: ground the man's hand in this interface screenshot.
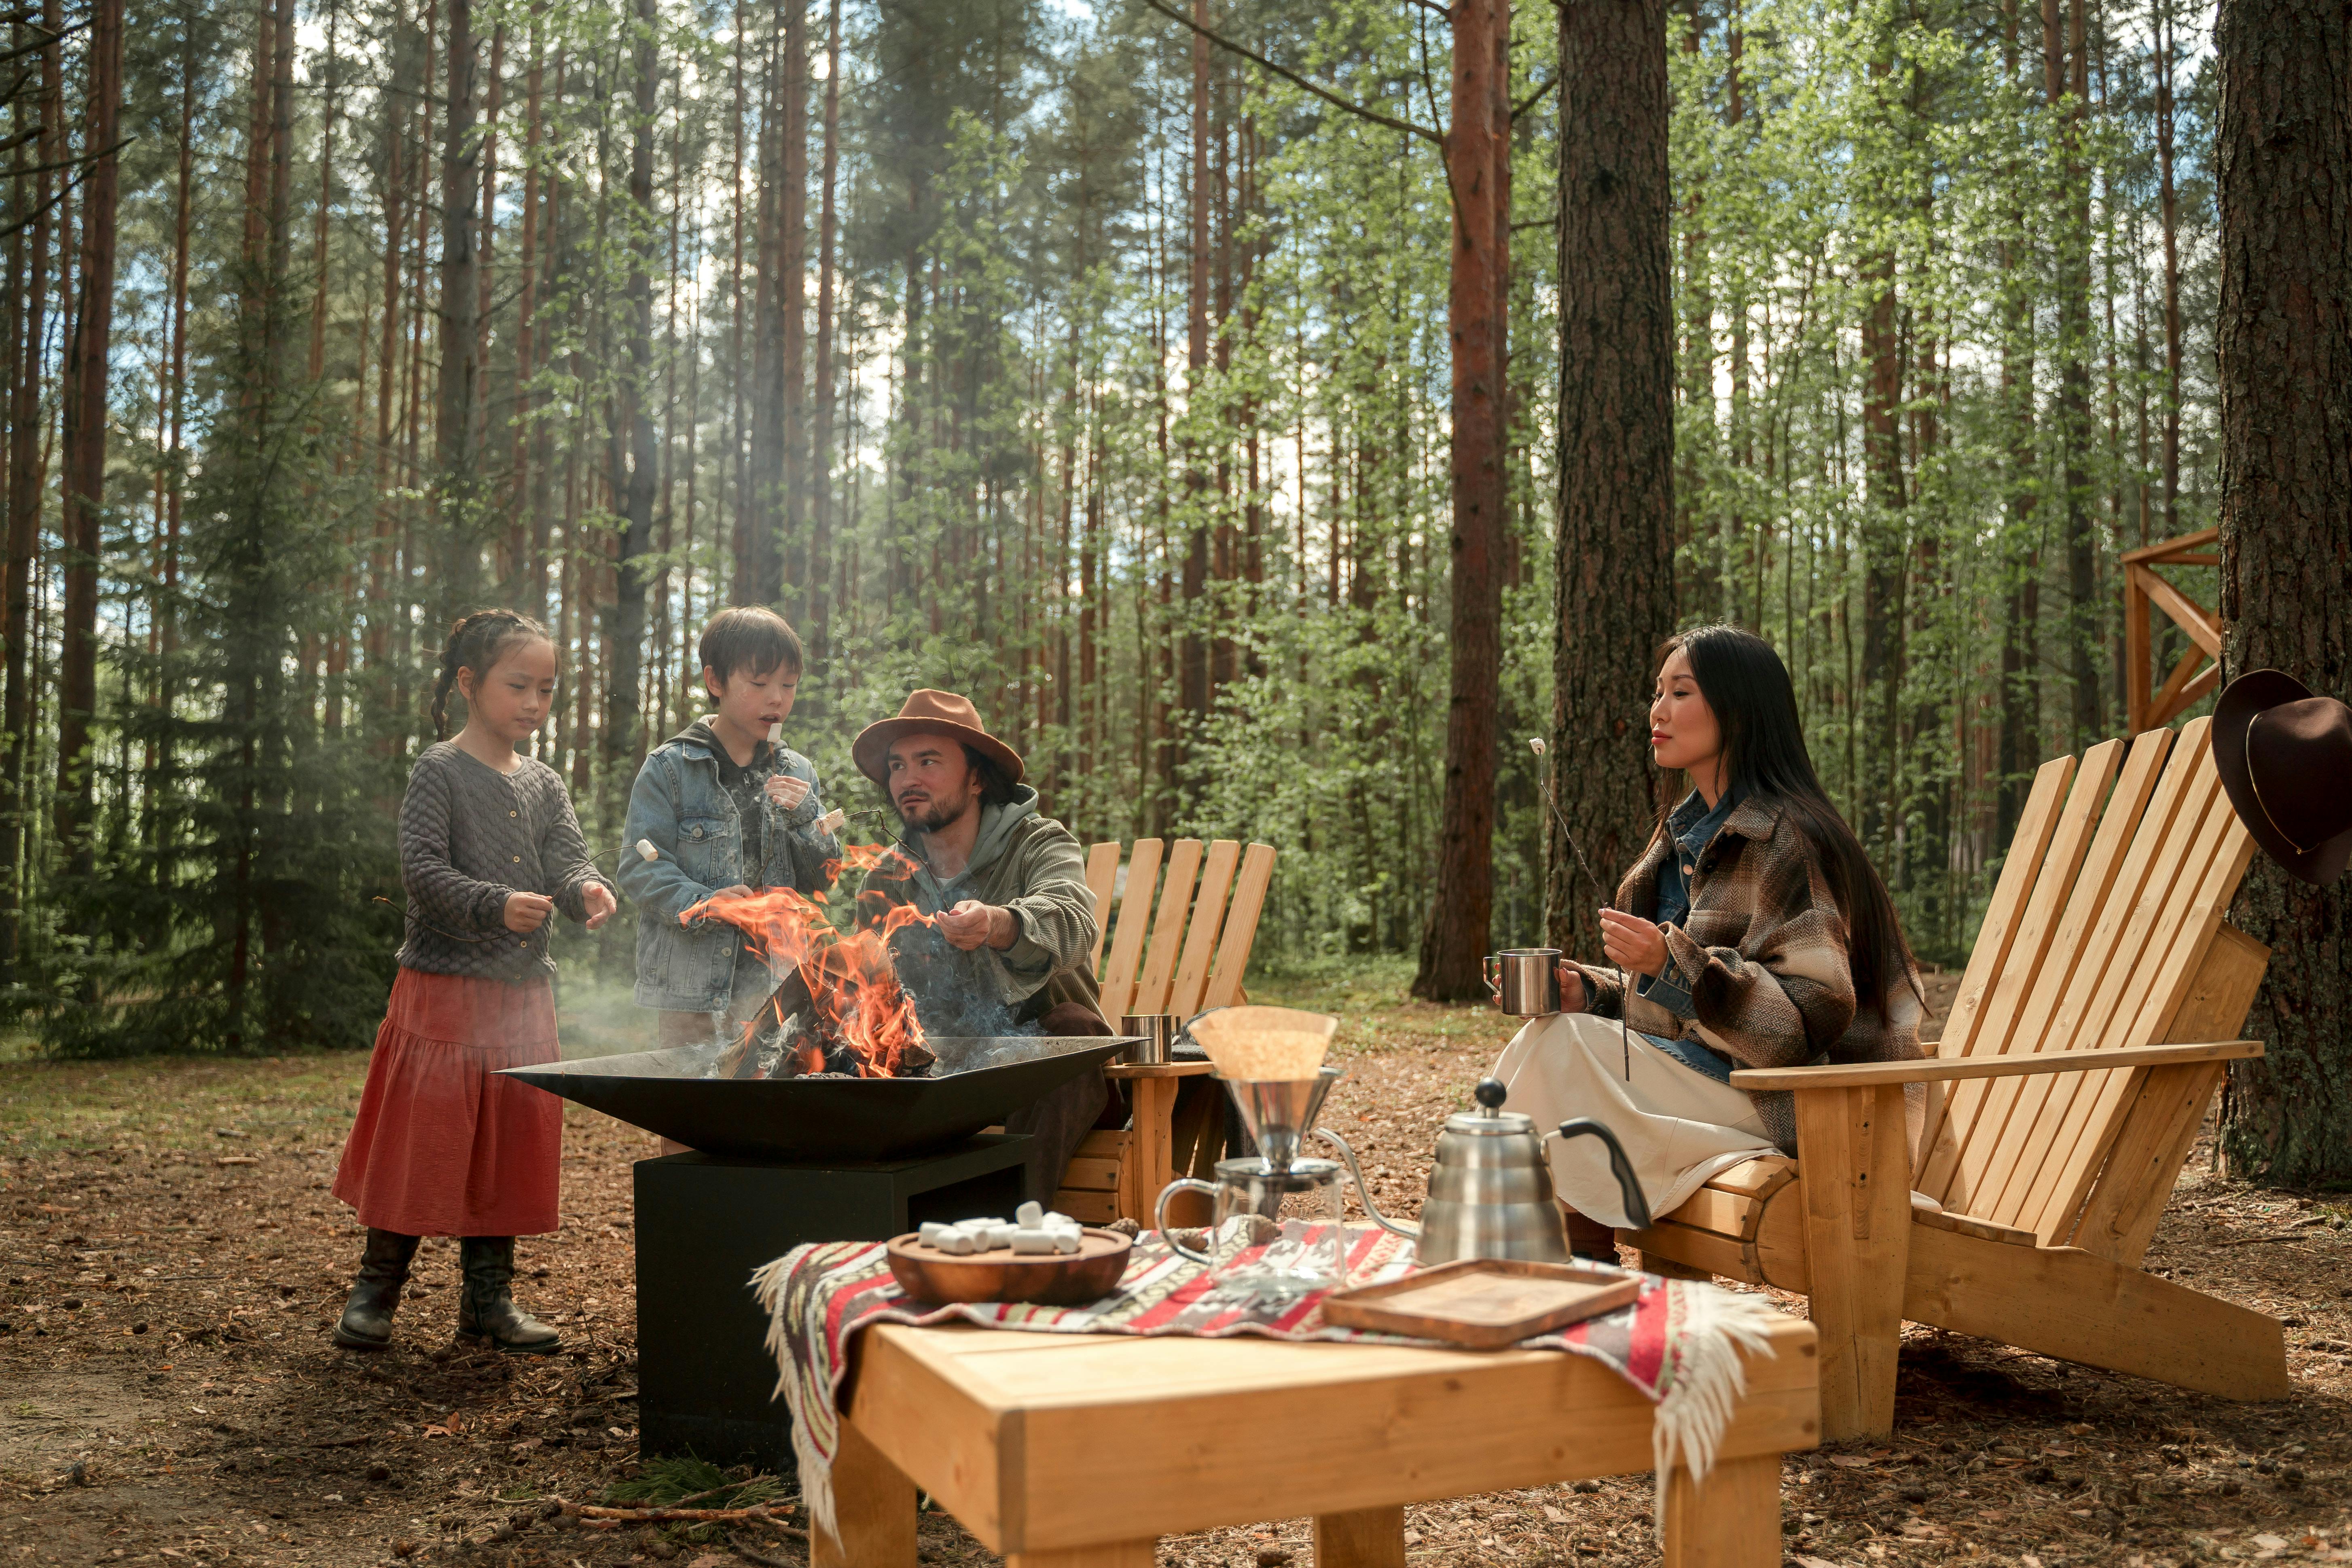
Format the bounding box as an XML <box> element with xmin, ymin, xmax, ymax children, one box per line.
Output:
<box><xmin>582</xmin><ymin>882</ymin><xmax>617</xmax><ymax>931</ymax></box>
<box><xmin>937</xmin><ymin>899</ymin><xmax>1016</xmax><ymax>952</ymax></box>
<box><xmin>504</xmin><ymin>891</ymin><xmax>555</xmax><ymax>935</ymax></box>
<box><xmin>764</xmin><ymin>774</ymin><xmax>811</xmax><ymax>810</ymax></box>
<box><xmin>1598</xmin><ymin>908</ymin><xmax>1670</xmax><ymax>979</ymax></box>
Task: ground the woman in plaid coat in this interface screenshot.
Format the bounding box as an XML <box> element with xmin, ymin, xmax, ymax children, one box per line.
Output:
<box><xmin>1495</xmin><ymin>624</ymin><xmax>1925</xmax><ymax>1259</ymax></box>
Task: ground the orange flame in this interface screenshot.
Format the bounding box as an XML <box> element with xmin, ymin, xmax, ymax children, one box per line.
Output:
<box><xmin>686</xmin><ymin>845</ymin><xmax>933</xmax><ymax>1078</ymax></box>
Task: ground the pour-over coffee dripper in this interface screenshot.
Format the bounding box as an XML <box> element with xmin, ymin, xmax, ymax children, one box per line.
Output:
<box><xmin>1155</xmin><ymin>1064</ymin><xmax>1353</xmax><ymax>1304</ymax></box>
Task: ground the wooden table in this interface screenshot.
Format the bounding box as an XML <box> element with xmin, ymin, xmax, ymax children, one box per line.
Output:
<box><xmin>811</xmin><ymin>1314</ymin><xmax>1819</xmax><ymax>1568</ymax></box>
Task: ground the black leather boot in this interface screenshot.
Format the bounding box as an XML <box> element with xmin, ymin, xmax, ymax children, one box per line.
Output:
<box><xmin>455</xmin><ymin>1237</ymin><xmax>561</xmax><ymax>1354</ymax></box>
<box><xmin>333</xmin><ymin>1228</ymin><xmax>420</xmax><ymax>1350</ymax></box>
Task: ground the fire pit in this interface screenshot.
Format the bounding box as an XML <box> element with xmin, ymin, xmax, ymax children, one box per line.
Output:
<box><xmin>501</xmin><ymin>1034</ymin><xmax>1134</xmax><ymax>1162</ymax></box>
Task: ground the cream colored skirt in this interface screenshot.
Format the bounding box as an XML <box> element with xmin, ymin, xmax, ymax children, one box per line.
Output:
<box><xmin>1489</xmin><ymin>1012</ymin><xmax>1777</xmax><ymax>1229</ymax></box>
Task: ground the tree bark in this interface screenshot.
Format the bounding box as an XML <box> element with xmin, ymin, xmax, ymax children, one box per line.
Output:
<box><xmin>780</xmin><ymin>0</ymin><xmax>807</xmax><ymax>620</ymax></box>
<box><xmin>1550</xmin><ymin>0</ymin><xmax>1677</xmax><ymax>961</ymax></box>
<box><xmin>53</xmin><ymin>0</ymin><xmax>122</xmax><ymax>878</ymax></box>
<box><xmin>1413</xmin><ymin>0</ymin><xmax>1511</xmax><ymax>1001</ymax></box>
<box><xmin>607</xmin><ymin>0</ymin><xmax>660</xmax><ymax>775</ymax></box>
<box><xmin>436</xmin><ymin>0</ymin><xmax>483</xmax><ymax>607</ymax></box>
<box><xmin>2214</xmin><ymin>0</ymin><xmax>2352</xmax><ymax>1185</ymax></box>
<box><xmin>811</xmin><ymin>0</ymin><xmax>841</xmax><ymax>657</ymax></box>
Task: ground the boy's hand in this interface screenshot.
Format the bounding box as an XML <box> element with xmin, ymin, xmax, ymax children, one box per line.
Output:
<box><xmin>765</xmin><ymin>774</ymin><xmax>811</xmax><ymax>810</ymax></box>
<box><xmin>504</xmin><ymin>891</ymin><xmax>555</xmax><ymax>934</ymax></box>
<box><xmin>582</xmin><ymin>882</ymin><xmax>617</xmax><ymax>931</ymax></box>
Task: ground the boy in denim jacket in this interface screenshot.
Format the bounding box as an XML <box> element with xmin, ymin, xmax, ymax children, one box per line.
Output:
<box><xmin>618</xmin><ymin>607</ymin><xmax>842</xmax><ymax>1056</ymax></box>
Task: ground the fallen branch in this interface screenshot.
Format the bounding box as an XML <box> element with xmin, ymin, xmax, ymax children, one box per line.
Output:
<box><xmin>552</xmin><ymin>1498</ymin><xmax>798</xmax><ymax>1526</ymax></box>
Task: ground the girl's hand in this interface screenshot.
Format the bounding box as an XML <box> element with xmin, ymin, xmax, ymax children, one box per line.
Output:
<box><xmin>1554</xmin><ymin>963</ymin><xmax>1588</xmax><ymax>1014</ymax></box>
<box><xmin>582</xmin><ymin>882</ymin><xmax>617</xmax><ymax>931</ymax></box>
<box><xmin>765</xmin><ymin>774</ymin><xmax>811</xmax><ymax>810</ymax></box>
<box><xmin>1598</xmin><ymin>908</ymin><xmax>1670</xmax><ymax>979</ymax></box>
<box><xmin>504</xmin><ymin>891</ymin><xmax>555</xmax><ymax>934</ymax></box>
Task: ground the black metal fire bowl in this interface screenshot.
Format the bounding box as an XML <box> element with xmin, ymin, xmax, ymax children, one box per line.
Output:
<box><xmin>499</xmin><ymin>1035</ymin><xmax>1136</xmax><ymax>1162</ymax></box>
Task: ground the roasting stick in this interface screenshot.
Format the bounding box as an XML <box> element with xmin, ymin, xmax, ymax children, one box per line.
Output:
<box><xmin>1529</xmin><ymin>738</ymin><xmax>1632</xmax><ymax>1082</ymax></box>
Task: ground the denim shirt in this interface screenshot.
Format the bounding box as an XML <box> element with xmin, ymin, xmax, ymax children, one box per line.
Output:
<box><xmin>1639</xmin><ymin>787</ymin><xmax>1744</xmax><ymax>1084</ymax></box>
<box><xmin>616</xmin><ymin>726</ymin><xmax>842</xmax><ymax>1012</ymax></box>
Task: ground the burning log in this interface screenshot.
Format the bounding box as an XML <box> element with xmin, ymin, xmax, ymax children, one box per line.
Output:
<box><xmin>686</xmin><ymin>846</ymin><xmax>940</xmax><ymax>1081</ymax></box>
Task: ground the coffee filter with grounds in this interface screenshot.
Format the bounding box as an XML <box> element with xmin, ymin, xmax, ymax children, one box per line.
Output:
<box><xmin>1185</xmin><ymin>1005</ymin><xmax>1338</xmax><ymax>1081</ymax></box>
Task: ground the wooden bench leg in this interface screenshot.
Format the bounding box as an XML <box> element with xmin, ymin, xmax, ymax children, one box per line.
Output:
<box><xmin>1662</xmin><ymin>1452</ymin><xmax>1783</xmax><ymax>1568</ymax></box>
<box><xmin>1006</xmin><ymin>1541</ymin><xmax>1158</xmax><ymax>1567</ymax></box>
<box><xmin>811</xmin><ymin>1419</ymin><xmax>917</xmax><ymax>1568</ymax></box>
<box><xmin>1315</xmin><ymin>1504</ymin><xmax>1407</xmax><ymax>1568</ymax></box>
<box><xmin>1636</xmin><ymin>1247</ymin><xmax>1713</xmax><ymax>1282</ymax></box>
<box><xmin>1795</xmin><ymin>1082</ymin><xmax>1912</xmax><ymax>1441</ymax></box>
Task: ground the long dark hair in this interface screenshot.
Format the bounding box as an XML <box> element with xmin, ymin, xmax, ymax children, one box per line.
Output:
<box><xmin>430</xmin><ymin>608</ymin><xmax>555</xmax><ymax>740</ymax></box>
<box><xmin>1662</xmin><ymin>624</ymin><xmax>1921</xmax><ymax>1021</ymax></box>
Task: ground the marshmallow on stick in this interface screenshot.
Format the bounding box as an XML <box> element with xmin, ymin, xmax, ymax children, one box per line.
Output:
<box><xmin>1186</xmin><ymin>1005</ymin><xmax>1339</xmax><ymax>1081</ymax></box>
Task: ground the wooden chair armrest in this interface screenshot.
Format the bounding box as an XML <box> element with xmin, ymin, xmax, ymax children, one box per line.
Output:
<box><xmin>1728</xmin><ymin>1039</ymin><xmax>2262</xmax><ymax>1092</ymax></box>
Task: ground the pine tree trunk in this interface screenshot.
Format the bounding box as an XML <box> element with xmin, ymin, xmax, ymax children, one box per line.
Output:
<box><xmin>780</xmin><ymin>0</ymin><xmax>807</xmax><ymax>620</ymax></box>
<box><xmin>53</xmin><ymin>0</ymin><xmax>123</xmax><ymax>879</ymax></box>
<box><xmin>1178</xmin><ymin>0</ymin><xmax>1211</xmax><ymax>793</ymax></box>
<box><xmin>607</xmin><ymin>0</ymin><xmax>660</xmax><ymax>778</ymax></box>
<box><xmin>1413</xmin><ymin>0</ymin><xmax>1511</xmax><ymax>1001</ymax></box>
<box><xmin>436</xmin><ymin>0</ymin><xmax>482</xmax><ymax>607</ymax></box>
<box><xmin>811</xmin><ymin>0</ymin><xmax>840</xmax><ymax>658</ymax></box>
<box><xmin>1551</xmin><ymin>0</ymin><xmax>1677</xmax><ymax>960</ymax></box>
<box><xmin>2214</xmin><ymin>0</ymin><xmax>2352</xmax><ymax>1185</ymax></box>
<box><xmin>2156</xmin><ymin>0</ymin><xmax>2182</xmax><ymax>535</ymax></box>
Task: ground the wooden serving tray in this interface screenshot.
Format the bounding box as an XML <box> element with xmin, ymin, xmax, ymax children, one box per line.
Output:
<box><xmin>884</xmin><ymin>1228</ymin><xmax>1133</xmax><ymax>1306</ymax></box>
<box><xmin>1320</xmin><ymin>1258</ymin><xmax>1641</xmax><ymax>1348</ymax></box>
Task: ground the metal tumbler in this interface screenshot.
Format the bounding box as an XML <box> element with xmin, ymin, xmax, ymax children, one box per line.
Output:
<box><xmin>1120</xmin><ymin>1013</ymin><xmax>1180</xmax><ymax>1064</ymax></box>
<box><xmin>1482</xmin><ymin>949</ymin><xmax>1563</xmax><ymax>1017</ymax></box>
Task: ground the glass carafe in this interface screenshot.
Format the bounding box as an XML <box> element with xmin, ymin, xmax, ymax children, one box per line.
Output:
<box><xmin>1155</xmin><ymin>1155</ymin><xmax>1349</xmax><ymax>1306</ymax></box>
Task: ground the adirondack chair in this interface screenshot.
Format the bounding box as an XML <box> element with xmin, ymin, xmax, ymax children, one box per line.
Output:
<box><xmin>1620</xmin><ymin>718</ymin><xmax>2290</xmax><ymax>1440</ymax></box>
<box><xmin>1051</xmin><ymin>838</ymin><xmax>1278</xmax><ymax>1225</ymax></box>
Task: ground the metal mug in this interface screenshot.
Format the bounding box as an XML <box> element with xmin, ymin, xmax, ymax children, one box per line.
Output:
<box><xmin>1120</xmin><ymin>1013</ymin><xmax>1180</xmax><ymax>1064</ymax></box>
<box><xmin>1482</xmin><ymin>948</ymin><xmax>1563</xmax><ymax>1017</ymax></box>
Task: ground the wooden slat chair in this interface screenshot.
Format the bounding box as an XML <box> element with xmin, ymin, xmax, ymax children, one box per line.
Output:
<box><xmin>1621</xmin><ymin>718</ymin><xmax>2290</xmax><ymax>1440</ymax></box>
<box><xmin>1053</xmin><ymin>839</ymin><xmax>1278</xmax><ymax>1225</ymax></box>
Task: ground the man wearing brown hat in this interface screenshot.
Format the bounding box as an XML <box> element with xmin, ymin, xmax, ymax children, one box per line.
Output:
<box><xmin>853</xmin><ymin>690</ymin><xmax>1113</xmax><ymax>1200</ymax></box>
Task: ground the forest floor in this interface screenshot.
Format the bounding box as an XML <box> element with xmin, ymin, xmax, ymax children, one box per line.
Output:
<box><xmin>2</xmin><ymin>960</ymin><xmax>2349</xmax><ymax>1568</ymax></box>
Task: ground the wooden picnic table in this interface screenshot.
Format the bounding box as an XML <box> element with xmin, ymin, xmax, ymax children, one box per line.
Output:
<box><xmin>811</xmin><ymin>1312</ymin><xmax>1820</xmax><ymax>1568</ymax></box>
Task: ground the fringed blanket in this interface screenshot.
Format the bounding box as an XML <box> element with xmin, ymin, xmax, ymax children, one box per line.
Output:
<box><xmin>752</xmin><ymin>1227</ymin><xmax>1785</xmax><ymax>1542</ymax></box>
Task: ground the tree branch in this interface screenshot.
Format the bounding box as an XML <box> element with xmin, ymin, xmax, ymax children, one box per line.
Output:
<box><xmin>1512</xmin><ymin>74</ymin><xmax>1557</xmax><ymax>120</ymax></box>
<box><xmin>1139</xmin><ymin>0</ymin><xmax>1443</xmax><ymax>147</ymax></box>
<box><xmin>1403</xmin><ymin>0</ymin><xmax>1453</xmax><ymax>15</ymax></box>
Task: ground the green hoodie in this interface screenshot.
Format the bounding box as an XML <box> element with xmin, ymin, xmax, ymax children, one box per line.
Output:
<box><xmin>864</xmin><ymin>785</ymin><xmax>1105</xmax><ymax>1036</ymax></box>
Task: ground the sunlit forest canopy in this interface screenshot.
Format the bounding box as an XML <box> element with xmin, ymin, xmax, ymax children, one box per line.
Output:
<box><xmin>0</xmin><ymin>0</ymin><xmax>2220</xmax><ymax>1049</ymax></box>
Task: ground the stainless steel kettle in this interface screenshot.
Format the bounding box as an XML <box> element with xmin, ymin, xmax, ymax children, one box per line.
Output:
<box><xmin>1318</xmin><ymin>1078</ymin><xmax>1651</xmax><ymax>1266</ymax></box>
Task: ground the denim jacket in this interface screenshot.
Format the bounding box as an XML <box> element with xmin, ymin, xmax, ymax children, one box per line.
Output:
<box><xmin>617</xmin><ymin>726</ymin><xmax>842</xmax><ymax>1012</ymax></box>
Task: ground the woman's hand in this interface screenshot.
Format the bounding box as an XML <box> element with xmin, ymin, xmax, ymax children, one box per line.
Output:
<box><xmin>504</xmin><ymin>891</ymin><xmax>555</xmax><ymax>934</ymax></box>
<box><xmin>582</xmin><ymin>882</ymin><xmax>617</xmax><ymax>931</ymax></box>
<box><xmin>1554</xmin><ymin>963</ymin><xmax>1588</xmax><ymax>1014</ymax></box>
<box><xmin>1598</xmin><ymin>908</ymin><xmax>1670</xmax><ymax>979</ymax></box>
<box><xmin>765</xmin><ymin>774</ymin><xmax>811</xmax><ymax>810</ymax></box>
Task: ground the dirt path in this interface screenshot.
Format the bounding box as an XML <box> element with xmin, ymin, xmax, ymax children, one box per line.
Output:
<box><xmin>2</xmin><ymin>973</ymin><xmax>2347</xmax><ymax>1568</ymax></box>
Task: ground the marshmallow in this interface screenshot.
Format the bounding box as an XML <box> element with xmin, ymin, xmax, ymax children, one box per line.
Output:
<box><xmin>983</xmin><ymin>1225</ymin><xmax>1018</xmax><ymax>1251</ymax></box>
<box><xmin>1044</xmin><ymin>1211</ymin><xmax>1076</xmax><ymax>1231</ymax></box>
<box><xmin>1015</xmin><ymin>1201</ymin><xmax>1044</xmax><ymax>1229</ymax></box>
<box><xmin>918</xmin><ymin>1222</ymin><xmax>951</xmax><ymax>1247</ymax></box>
<box><xmin>1054</xmin><ymin>1229</ymin><xmax>1081</xmax><ymax>1255</ymax></box>
<box><xmin>635</xmin><ymin>839</ymin><xmax>659</xmax><ymax>861</ymax></box>
<box><xmin>1009</xmin><ymin>1228</ymin><xmax>1058</xmax><ymax>1255</ymax></box>
<box><xmin>816</xmin><ymin>808</ymin><xmax>845</xmax><ymax>836</ymax></box>
<box><xmin>768</xmin><ymin>722</ymin><xmax>785</xmax><ymax>746</ymax></box>
<box><xmin>935</xmin><ymin>1227</ymin><xmax>977</xmax><ymax>1256</ymax></box>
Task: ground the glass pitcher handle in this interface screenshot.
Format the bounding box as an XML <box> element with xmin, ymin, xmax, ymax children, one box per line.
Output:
<box><xmin>1154</xmin><ymin>1179</ymin><xmax>1219</xmax><ymax>1263</ymax></box>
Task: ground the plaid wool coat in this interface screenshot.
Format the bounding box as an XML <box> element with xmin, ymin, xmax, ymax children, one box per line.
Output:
<box><xmin>1568</xmin><ymin>793</ymin><xmax>1925</xmax><ymax>1150</ymax></box>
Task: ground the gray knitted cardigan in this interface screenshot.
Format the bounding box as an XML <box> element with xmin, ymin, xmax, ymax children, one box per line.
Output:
<box><xmin>395</xmin><ymin>742</ymin><xmax>615</xmax><ymax>982</ymax></box>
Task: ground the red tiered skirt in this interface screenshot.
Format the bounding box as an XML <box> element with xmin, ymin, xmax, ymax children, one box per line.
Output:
<box><xmin>332</xmin><ymin>967</ymin><xmax>564</xmax><ymax>1237</ymax></box>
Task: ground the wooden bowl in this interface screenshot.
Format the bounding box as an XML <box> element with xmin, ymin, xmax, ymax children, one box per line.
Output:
<box><xmin>884</xmin><ymin>1228</ymin><xmax>1134</xmax><ymax>1306</ymax></box>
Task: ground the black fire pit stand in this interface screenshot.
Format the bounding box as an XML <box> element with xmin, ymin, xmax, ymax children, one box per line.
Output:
<box><xmin>632</xmin><ymin>1132</ymin><xmax>1031</xmax><ymax>1469</ymax></box>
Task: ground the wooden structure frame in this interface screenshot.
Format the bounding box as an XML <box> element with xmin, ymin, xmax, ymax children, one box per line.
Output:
<box><xmin>1623</xmin><ymin>719</ymin><xmax>2290</xmax><ymax>1439</ymax></box>
<box><xmin>1052</xmin><ymin>838</ymin><xmax>1276</xmax><ymax>1225</ymax></box>
<box><xmin>813</xmin><ymin>1314</ymin><xmax>1819</xmax><ymax>1567</ymax></box>
<box><xmin>2125</xmin><ymin>526</ymin><xmax>2223</xmax><ymax>732</ymax></box>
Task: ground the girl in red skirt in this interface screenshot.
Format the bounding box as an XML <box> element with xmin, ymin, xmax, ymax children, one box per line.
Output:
<box><xmin>333</xmin><ymin>609</ymin><xmax>618</xmax><ymax>1353</ymax></box>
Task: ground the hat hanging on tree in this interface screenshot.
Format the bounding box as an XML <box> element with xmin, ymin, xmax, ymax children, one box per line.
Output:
<box><xmin>2213</xmin><ymin>669</ymin><xmax>2352</xmax><ymax>887</ymax></box>
<box><xmin>852</xmin><ymin>689</ymin><xmax>1026</xmax><ymax>789</ymax></box>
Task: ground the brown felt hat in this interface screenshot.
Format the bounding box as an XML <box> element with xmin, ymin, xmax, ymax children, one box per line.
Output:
<box><xmin>2214</xmin><ymin>669</ymin><xmax>2352</xmax><ymax>887</ymax></box>
<box><xmin>852</xmin><ymin>689</ymin><xmax>1026</xmax><ymax>789</ymax></box>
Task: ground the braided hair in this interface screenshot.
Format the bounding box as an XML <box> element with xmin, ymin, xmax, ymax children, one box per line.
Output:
<box><xmin>430</xmin><ymin>608</ymin><xmax>556</xmax><ymax>740</ymax></box>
